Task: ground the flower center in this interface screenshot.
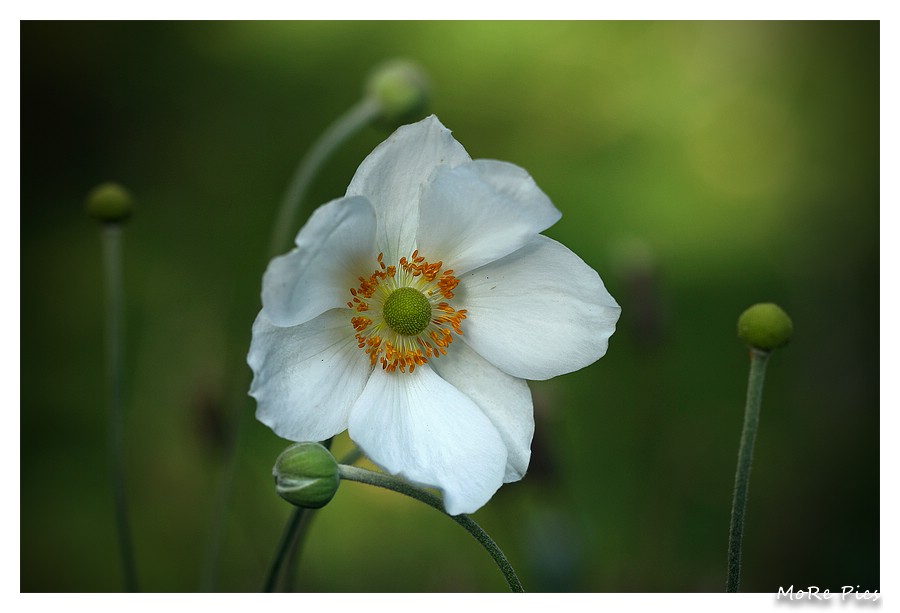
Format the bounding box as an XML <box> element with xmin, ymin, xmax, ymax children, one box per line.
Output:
<box><xmin>382</xmin><ymin>287</ymin><xmax>432</xmax><ymax>336</ymax></box>
<box><xmin>347</xmin><ymin>250</ymin><xmax>467</xmax><ymax>374</ymax></box>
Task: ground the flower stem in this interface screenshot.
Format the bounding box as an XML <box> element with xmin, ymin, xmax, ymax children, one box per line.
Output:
<box><xmin>338</xmin><ymin>444</ymin><xmax>365</xmax><ymax>466</ymax></box>
<box><xmin>338</xmin><ymin>464</ymin><xmax>525</xmax><ymax>592</ymax></box>
<box><xmin>264</xmin><ymin>506</ymin><xmax>313</xmax><ymax>592</ymax></box>
<box><xmin>264</xmin><ymin>445</ymin><xmax>365</xmax><ymax>591</ymax></box>
<box><xmin>726</xmin><ymin>348</ymin><xmax>771</xmax><ymax>592</ymax></box>
<box><xmin>263</xmin><ymin>437</ymin><xmax>336</xmax><ymax>592</ymax></box>
<box><xmin>268</xmin><ymin>97</ymin><xmax>381</xmax><ymax>258</ymax></box>
<box><xmin>101</xmin><ymin>224</ymin><xmax>138</xmax><ymax>592</ymax></box>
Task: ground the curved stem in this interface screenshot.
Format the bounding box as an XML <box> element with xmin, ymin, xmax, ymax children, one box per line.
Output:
<box><xmin>338</xmin><ymin>464</ymin><xmax>524</xmax><ymax>592</ymax></box>
<box><xmin>726</xmin><ymin>348</ymin><xmax>770</xmax><ymax>592</ymax></box>
<box><xmin>268</xmin><ymin>97</ymin><xmax>381</xmax><ymax>258</ymax></box>
<box><xmin>101</xmin><ymin>224</ymin><xmax>138</xmax><ymax>592</ymax></box>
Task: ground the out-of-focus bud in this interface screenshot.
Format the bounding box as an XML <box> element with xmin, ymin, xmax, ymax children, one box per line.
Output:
<box><xmin>737</xmin><ymin>302</ymin><xmax>793</xmax><ymax>351</ymax></box>
<box><xmin>273</xmin><ymin>442</ymin><xmax>340</xmax><ymax>509</ymax></box>
<box><xmin>366</xmin><ymin>59</ymin><xmax>430</xmax><ymax>123</ymax></box>
<box><xmin>86</xmin><ymin>182</ymin><xmax>134</xmax><ymax>224</ymax></box>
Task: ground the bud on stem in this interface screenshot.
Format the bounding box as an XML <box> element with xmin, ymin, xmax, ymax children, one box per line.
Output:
<box><xmin>737</xmin><ymin>302</ymin><xmax>793</xmax><ymax>351</ymax></box>
<box><xmin>273</xmin><ymin>442</ymin><xmax>340</xmax><ymax>509</ymax></box>
<box><xmin>86</xmin><ymin>182</ymin><xmax>134</xmax><ymax>224</ymax></box>
<box><xmin>366</xmin><ymin>59</ymin><xmax>430</xmax><ymax>123</ymax></box>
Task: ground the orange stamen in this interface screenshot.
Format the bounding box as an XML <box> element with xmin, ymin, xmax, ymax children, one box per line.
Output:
<box><xmin>348</xmin><ymin>250</ymin><xmax>467</xmax><ymax>374</ymax></box>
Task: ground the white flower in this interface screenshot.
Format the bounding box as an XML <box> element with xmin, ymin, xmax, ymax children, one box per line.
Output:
<box><xmin>249</xmin><ymin>115</ymin><xmax>620</xmax><ymax>515</ymax></box>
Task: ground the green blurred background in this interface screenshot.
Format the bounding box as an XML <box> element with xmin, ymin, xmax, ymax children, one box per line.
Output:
<box><xmin>20</xmin><ymin>21</ymin><xmax>879</xmax><ymax>592</ymax></box>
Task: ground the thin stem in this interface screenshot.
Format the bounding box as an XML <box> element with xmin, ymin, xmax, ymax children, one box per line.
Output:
<box><xmin>276</xmin><ymin>440</ymin><xmax>363</xmax><ymax>592</ymax></box>
<box><xmin>268</xmin><ymin>97</ymin><xmax>381</xmax><ymax>258</ymax></box>
<box><xmin>338</xmin><ymin>444</ymin><xmax>364</xmax><ymax>466</ymax></box>
<box><xmin>274</xmin><ymin>444</ymin><xmax>363</xmax><ymax>592</ymax></box>
<box><xmin>338</xmin><ymin>464</ymin><xmax>524</xmax><ymax>592</ymax></box>
<box><xmin>101</xmin><ymin>224</ymin><xmax>138</xmax><ymax>592</ymax></box>
<box><xmin>282</xmin><ymin>507</ymin><xmax>318</xmax><ymax>592</ymax></box>
<box><xmin>263</xmin><ymin>437</ymin><xmax>334</xmax><ymax>592</ymax></box>
<box><xmin>726</xmin><ymin>348</ymin><xmax>770</xmax><ymax>592</ymax></box>
<box><xmin>264</xmin><ymin>507</ymin><xmax>308</xmax><ymax>592</ymax></box>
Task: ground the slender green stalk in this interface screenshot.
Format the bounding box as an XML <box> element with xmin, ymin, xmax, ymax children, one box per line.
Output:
<box><xmin>268</xmin><ymin>97</ymin><xmax>381</xmax><ymax>257</ymax></box>
<box><xmin>281</xmin><ymin>507</ymin><xmax>315</xmax><ymax>593</ymax></box>
<box><xmin>264</xmin><ymin>507</ymin><xmax>312</xmax><ymax>592</ymax></box>
<box><xmin>338</xmin><ymin>464</ymin><xmax>524</xmax><ymax>592</ymax></box>
<box><xmin>726</xmin><ymin>348</ymin><xmax>771</xmax><ymax>592</ymax></box>
<box><xmin>266</xmin><ymin>443</ymin><xmax>365</xmax><ymax>592</ymax></box>
<box><xmin>101</xmin><ymin>224</ymin><xmax>138</xmax><ymax>592</ymax></box>
<box><xmin>338</xmin><ymin>444</ymin><xmax>365</xmax><ymax>466</ymax></box>
<box><xmin>262</xmin><ymin>438</ymin><xmax>335</xmax><ymax>592</ymax></box>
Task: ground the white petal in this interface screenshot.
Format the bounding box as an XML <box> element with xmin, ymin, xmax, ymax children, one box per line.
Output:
<box><xmin>417</xmin><ymin>160</ymin><xmax>562</xmax><ymax>274</ymax></box>
<box><xmin>458</xmin><ymin>235</ymin><xmax>621</xmax><ymax>381</ymax></box>
<box><xmin>346</xmin><ymin>115</ymin><xmax>470</xmax><ymax>263</ymax></box>
<box><xmin>348</xmin><ymin>365</ymin><xmax>507</xmax><ymax>515</ymax></box>
<box><xmin>261</xmin><ymin>196</ymin><xmax>377</xmax><ymax>327</ymax></box>
<box><xmin>429</xmin><ymin>341</ymin><xmax>534</xmax><ymax>483</ymax></box>
<box><xmin>249</xmin><ymin>309</ymin><xmax>372</xmax><ymax>442</ymax></box>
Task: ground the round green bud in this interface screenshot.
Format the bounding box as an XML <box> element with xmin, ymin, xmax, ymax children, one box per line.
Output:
<box><xmin>383</xmin><ymin>287</ymin><xmax>432</xmax><ymax>336</ymax></box>
<box><xmin>365</xmin><ymin>59</ymin><xmax>430</xmax><ymax>123</ymax></box>
<box><xmin>737</xmin><ymin>302</ymin><xmax>794</xmax><ymax>351</ymax></box>
<box><xmin>86</xmin><ymin>182</ymin><xmax>134</xmax><ymax>223</ymax></box>
<box><xmin>273</xmin><ymin>442</ymin><xmax>340</xmax><ymax>509</ymax></box>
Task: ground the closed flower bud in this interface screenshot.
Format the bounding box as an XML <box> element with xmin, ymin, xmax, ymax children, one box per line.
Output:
<box><xmin>366</xmin><ymin>59</ymin><xmax>430</xmax><ymax>123</ymax></box>
<box><xmin>86</xmin><ymin>182</ymin><xmax>134</xmax><ymax>223</ymax></box>
<box><xmin>273</xmin><ymin>442</ymin><xmax>340</xmax><ymax>508</ymax></box>
<box><xmin>737</xmin><ymin>302</ymin><xmax>793</xmax><ymax>351</ymax></box>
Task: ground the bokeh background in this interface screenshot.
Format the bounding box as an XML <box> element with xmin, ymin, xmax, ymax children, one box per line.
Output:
<box><xmin>20</xmin><ymin>21</ymin><xmax>879</xmax><ymax>592</ymax></box>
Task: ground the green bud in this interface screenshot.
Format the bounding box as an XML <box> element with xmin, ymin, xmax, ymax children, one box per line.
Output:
<box><xmin>273</xmin><ymin>442</ymin><xmax>340</xmax><ymax>509</ymax></box>
<box><xmin>737</xmin><ymin>302</ymin><xmax>794</xmax><ymax>351</ymax></box>
<box><xmin>86</xmin><ymin>182</ymin><xmax>134</xmax><ymax>223</ymax></box>
<box><xmin>366</xmin><ymin>59</ymin><xmax>430</xmax><ymax>123</ymax></box>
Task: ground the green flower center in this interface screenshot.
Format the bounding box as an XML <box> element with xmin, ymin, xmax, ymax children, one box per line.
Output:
<box><xmin>382</xmin><ymin>287</ymin><xmax>432</xmax><ymax>336</ymax></box>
